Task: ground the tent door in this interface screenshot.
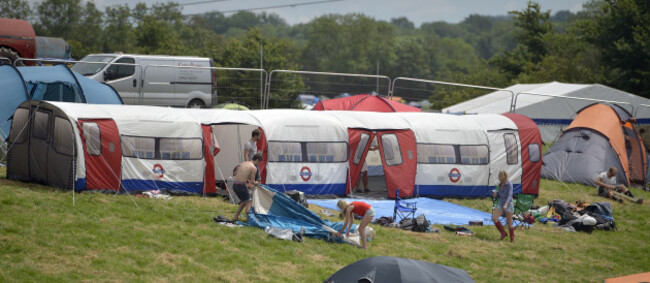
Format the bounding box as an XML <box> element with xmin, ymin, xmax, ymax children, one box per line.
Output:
<box><xmin>376</xmin><ymin>130</ymin><xmax>417</xmax><ymax>198</ymax></box>
<box><xmin>79</xmin><ymin>119</ymin><xmax>122</xmax><ymax>191</ymax></box>
<box><xmin>346</xmin><ymin>129</ymin><xmax>375</xmax><ymax>195</ymax></box>
<box><xmin>487</xmin><ymin>130</ymin><xmax>521</xmax><ymax>193</ymax></box>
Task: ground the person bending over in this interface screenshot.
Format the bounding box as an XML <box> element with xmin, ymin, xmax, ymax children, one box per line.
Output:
<box><xmin>232</xmin><ymin>154</ymin><xmax>262</xmax><ymax>222</ymax></box>
<box><xmin>336</xmin><ymin>200</ymin><xmax>375</xmax><ymax>249</ymax></box>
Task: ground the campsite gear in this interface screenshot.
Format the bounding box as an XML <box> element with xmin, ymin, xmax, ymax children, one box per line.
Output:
<box><xmin>393</xmin><ymin>188</ymin><xmax>417</xmax><ymax>223</ymax></box>
<box><xmin>398</xmin><ymin>218</ymin><xmax>415</xmax><ymax>231</ymax></box>
<box><xmin>213</xmin><ymin>215</ymin><xmax>232</xmax><ymax>223</ymax></box>
<box><xmin>494</xmin><ymin>222</ymin><xmax>508</xmax><ymax>241</ymax></box>
<box><xmin>513</xmin><ymin>194</ymin><xmax>536</xmax><ymax>229</ymax></box>
<box><xmin>372</xmin><ymin>216</ymin><xmax>394</xmax><ymax>226</ymax></box>
<box><xmin>284</xmin><ymin>190</ymin><xmax>309</xmax><ymax>207</ymax></box>
<box><xmin>323</xmin><ymin>256</ymin><xmax>475</xmax><ymax>283</ymax></box>
<box><xmin>444</xmin><ymin>225</ymin><xmax>474</xmax><ymax>236</ymax></box>
<box><xmin>264</xmin><ymin>226</ymin><xmax>305</xmax><ymax>242</ymax></box>
<box><xmin>413</xmin><ymin>214</ymin><xmax>430</xmax><ymax>232</ymax></box>
<box><xmin>469</xmin><ymin>221</ymin><xmax>483</xmax><ymax>226</ymax></box>
<box><xmin>542</xmin><ymin>103</ymin><xmax>648</xmax><ymax>187</ymax></box>
<box><xmin>509</xmin><ymin>227</ymin><xmax>515</xmax><ymax>242</ymax></box>
<box><xmin>612</xmin><ymin>191</ymin><xmax>643</xmax><ymax>204</ymax></box>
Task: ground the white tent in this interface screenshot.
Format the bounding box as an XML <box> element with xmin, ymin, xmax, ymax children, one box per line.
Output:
<box><xmin>442</xmin><ymin>82</ymin><xmax>650</xmax><ymax>142</ymax></box>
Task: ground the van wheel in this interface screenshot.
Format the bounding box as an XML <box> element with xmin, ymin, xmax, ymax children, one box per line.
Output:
<box><xmin>0</xmin><ymin>47</ymin><xmax>22</xmax><ymax>66</ymax></box>
<box><xmin>187</xmin><ymin>99</ymin><xmax>206</xmax><ymax>108</ymax></box>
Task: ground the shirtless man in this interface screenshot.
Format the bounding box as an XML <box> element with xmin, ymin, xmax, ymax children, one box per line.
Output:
<box><xmin>232</xmin><ymin>154</ymin><xmax>262</xmax><ymax>222</ymax></box>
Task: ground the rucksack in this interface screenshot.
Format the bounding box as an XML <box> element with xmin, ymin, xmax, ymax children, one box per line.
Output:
<box><xmin>413</xmin><ymin>214</ymin><xmax>430</xmax><ymax>232</ymax></box>
<box><xmin>399</xmin><ymin>218</ymin><xmax>415</xmax><ymax>231</ymax></box>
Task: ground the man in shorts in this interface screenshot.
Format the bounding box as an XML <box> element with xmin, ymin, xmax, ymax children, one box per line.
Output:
<box><xmin>232</xmin><ymin>154</ymin><xmax>262</xmax><ymax>222</ymax></box>
<box><xmin>244</xmin><ymin>129</ymin><xmax>261</xmax><ymax>183</ymax></box>
<box><xmin>595</xmin><ymin>167</ymin><xmax>635</xmax><ymax>203</ymax></box>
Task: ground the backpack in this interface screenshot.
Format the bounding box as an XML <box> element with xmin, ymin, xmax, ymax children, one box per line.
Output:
<box><xmin>399</xmin><ymin>218</ymin><xmax>415</xmax><ymax>231</ymax></box>
<box><xmin>413</xmin><ymin>214</ymin><xmax>430</xmax><ymax>232</ymax></box>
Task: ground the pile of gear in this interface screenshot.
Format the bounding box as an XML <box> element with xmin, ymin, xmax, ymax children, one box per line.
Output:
<box><xmin>529</xmin><ymin>200</ymin><xmax>616</xmax><ymax>233</ymax></box>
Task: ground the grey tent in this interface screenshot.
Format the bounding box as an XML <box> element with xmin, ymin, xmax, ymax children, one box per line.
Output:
<box><xmin>324</xmin><ymin>256</ymin><xmax>474</xmax><ymax>283</ymax></box>
<box><xmin>541</xmin><ymin>104</ymin><xmax>647</xmax><ymax>186</ymax></box>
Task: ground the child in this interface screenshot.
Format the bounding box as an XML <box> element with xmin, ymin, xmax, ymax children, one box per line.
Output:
<box><xmin>336</xmin><ymin>200</ymin><xmax>375</xmax><ymax>249</ymax></box>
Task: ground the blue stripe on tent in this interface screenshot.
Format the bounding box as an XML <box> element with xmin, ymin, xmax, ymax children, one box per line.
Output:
<box><xmin>266</xmin><ymin>183</ymin><xmax>346</xmax><ymax>195</ymax></box>
<box><xmin>416</xmin><ymin>183</ymin><xmax>522</xmax><ymax>197</ymax></box>
<box><xmin>75</xmin><ymin>178</ymin><xmax>86</xmax><ymax>192</ymax></box>
<box><xmin>121</xmin><ymin>179</ymin><xmax>203</xmax><ymax>194</ymax></box>
<box><xmin>531</xmin><ymin>118</ymin><xmax>573</xmax><ymax>125</ymax></box>
<box><xmin>636</xmin><ymin>118</ymin><xmax>650</xmax><ymax>124</ymax></box>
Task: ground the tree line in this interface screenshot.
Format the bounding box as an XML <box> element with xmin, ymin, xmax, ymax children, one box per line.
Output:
<box><xmin>1</xmin><ymin>0</ymin><xmax>648</xmax><ymax>109</ymax></box>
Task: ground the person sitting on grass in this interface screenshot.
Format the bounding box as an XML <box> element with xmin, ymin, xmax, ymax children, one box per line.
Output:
<box><xmin>595</xmin><ymin>167</ymin><xmax>635</xmax><ymax>203</ymax></box>
<box><xmin>336</xmin><ymin>200</ymin><xmax>375</xmax><ymax>249</ymax></box>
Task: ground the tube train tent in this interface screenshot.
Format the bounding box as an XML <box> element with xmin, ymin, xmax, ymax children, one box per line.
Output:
<box><xmin>0</xmin><ymin>64</ymin><xmax>122</xmax><ymax>140</ymax></box>
<box><xmin>7</xmin><ymin>101</ymin><xmax>542</xmax><ymax>198</ymax></box>
<box><xmin>442</xmin><ymin>82</ymin><xmax>650</xmax><ymax>143</ymax></box>
<box><xmin>541</xmin><ymin>104</ymin><xmax>647</xmax><ymax>186</ymax></box>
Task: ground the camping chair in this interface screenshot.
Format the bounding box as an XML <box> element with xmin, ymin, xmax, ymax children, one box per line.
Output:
<box><xmin>393</xmin><ymin>188</ymin><xmax>417</xmax><ymax>223</ymax></box>
<box><xmin>513</xmin><ymin>194</ymin><xmax>535</xmax><ymax>230</ymax></box>
<box><xmin>491</xmin><ymin>193</ymin><xmax>535</xmax><ymax>229</ymax></box>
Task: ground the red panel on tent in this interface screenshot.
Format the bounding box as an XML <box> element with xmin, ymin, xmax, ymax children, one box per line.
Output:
<box><xmin>312</xmin><ymin>94</ymin><xmax>421</xmax><ymax>112</ymax></box>
<box><xmin>503</xmin><ymin>113</ymin><xmax>542</xmax><ymax>195</ymax></box>
<box><xmin>78</xmin><ymin>119</ymin><xmax>122</xmax><ymax>192</ymax></box>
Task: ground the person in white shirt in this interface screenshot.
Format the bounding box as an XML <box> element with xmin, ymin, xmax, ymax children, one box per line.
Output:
<box><xmin>594</xmin><ymin>167</ymin><xmax>634</xmax><ymax>203</ymax></box>
<box><xmin>244</xmin><ymin>129</ymin><xmax>261</xmax><ymax>182</ymax></box>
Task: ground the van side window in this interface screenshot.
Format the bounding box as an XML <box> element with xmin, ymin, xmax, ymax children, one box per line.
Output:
<box><xmin>106</xmin><ymin>57</ymin><xmax>135</xmax><ymax>80</ymax></box>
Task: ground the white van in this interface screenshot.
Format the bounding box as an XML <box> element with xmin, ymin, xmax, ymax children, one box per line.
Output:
<box><xmin>72</xmin><ymin>53</ymin><xmax>216</xmax><ymax>108</ymax></box>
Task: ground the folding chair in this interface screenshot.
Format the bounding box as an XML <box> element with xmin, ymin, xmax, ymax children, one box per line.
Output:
<box><xmin>491</xmin><ymin>193</ymin><xmax>535</xmax><ymax>229</ymax></box>
<box><xmin>512</xmin><ymin>194</ymin><xmax>535</xmax><ymax>230</ymax></box>
<box><xmin>393</xmin><ymin>188</ymin><xmax>417</xmax><ymax>223</ymax></box>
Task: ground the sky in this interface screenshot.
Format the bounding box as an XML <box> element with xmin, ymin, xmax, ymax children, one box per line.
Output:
<box><xmin>42</xmin><ymin>0</ymin><xmax>590</xmax><ymax>26</ymax></box>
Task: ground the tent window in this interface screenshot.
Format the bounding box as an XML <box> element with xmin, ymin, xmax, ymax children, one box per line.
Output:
<box><xmin>82</xmin><ymin>122</ymin><xmax>101</xmax><ymax>156</ymax></box>
<box><xmin>106</xmin><ymin>57</ymin><xmax>135</xmax><ymax>81</ymax></box>
<box><xmin>306</xmin><ymin>142</ymin><xmax>347</xmax><ymax>163</ymax></box>
<box><xmin>10</xmin><ymin>108</ymin><xmax>29</xmax><ymax>144</ymax></box>
<box><xmin>382</xmin><ymin>134</ymin><xmax>402</xmax><ymax>166</ymax></box>
<box><xmin>528</xmin><ymin>144</ymin><xmax>540</xmax><ymax>163</ymax></box>
<box><xmin>417</xmin><ymin>144</ymin><xmax>456</xmax><ymax>164</ymax></box>
<box><xmin>159</xmin><ymin>138</ymin><xmax>203</xmax><ymax>160</ymax></box>
<box><xmin>353</xmin><ymin>133</ymin><xmax>370</xmax><ymax>165</ymax></box>
<box><xmin>121</xmin><ymin>136</ymin><xmax>156</xmax><ymax>159</ymax></box>
<box><xmin>459</xmin><ymin>145</ymin><xmax>488</xmax><ymax>165</ymax></box>
<box><xmin>33</xmin><ymin>110</ymin><xmax>50</xmax><ymax>140</ymax></box>
<box><xmin>504</xmin><ymin>133</ymin><xmax>518</xmax><ymax>165</ymax></box>
<box><xmin>53</xmin><ymin>117</ymin><xmax>74</xmax><ymax>156</ymax></box>
<box><xmin>268</xmin><ymin>142</ymin><xmax>302</xmax><ymax>162</ymax></box>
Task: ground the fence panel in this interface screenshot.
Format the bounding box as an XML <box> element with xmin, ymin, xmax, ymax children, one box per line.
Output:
<box><xmin>0</xmin><ymin>57</ymin><xmax>11</xmax><ymax>65</ymax></box>
<box><xmin>391</xmin><ymin>77</ymin><xmax>513</xmax><ymax>112</ymax></box>
<box><xmin>266</xmin><ymin>70</ymin><xmax>391</xmax><ymax>109</ymax></box>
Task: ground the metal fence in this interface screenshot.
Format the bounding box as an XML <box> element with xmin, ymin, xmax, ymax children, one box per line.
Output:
<box><xmin>265</xmin><ymin>70</ymin><xmax>391</xmax><ymax>109</ymax></box>
<box><xmin>391</xmin><ymin>77</ymin><xmax>515</xmax><ymax>112</ymax></box>
<box><xmin>0</xmin><ymin>57</ymin><xmax>11</xmax><ymax>65</ymax></box>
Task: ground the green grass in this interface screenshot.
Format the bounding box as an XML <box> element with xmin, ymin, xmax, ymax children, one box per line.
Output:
<box><xmin>1</xmin><ymin>168</ymin><xmax>648</xmax><ymax>282</ymax></box>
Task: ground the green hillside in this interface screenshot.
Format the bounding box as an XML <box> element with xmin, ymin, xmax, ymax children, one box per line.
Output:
<box><xmin>1</xmin><ymin>168</ymin><xmax>648</xmax><ymax>282</ymax></box>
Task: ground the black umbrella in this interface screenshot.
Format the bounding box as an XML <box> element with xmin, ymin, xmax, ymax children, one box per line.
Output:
<box><xmin>324</xmin><ymin>256</ymin><xmax>474</xmax><ymax>283</ymax></box>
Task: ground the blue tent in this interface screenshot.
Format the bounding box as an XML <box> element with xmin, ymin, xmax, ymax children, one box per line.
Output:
<box><xmin>245</xmin><ymin>185</ymin><xmax>357</xmax><ymax>245</ymax></box>
<box><xmin>0</xmin><ymin>64</ymin><xmax>122</xmax><ymax>140</ymax></box>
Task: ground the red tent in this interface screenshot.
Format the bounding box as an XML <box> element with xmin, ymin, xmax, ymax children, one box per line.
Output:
<box><xmin>313</xmin><ymin>94</ymin><xmax>421</xmax><ymax>112</ymax></box>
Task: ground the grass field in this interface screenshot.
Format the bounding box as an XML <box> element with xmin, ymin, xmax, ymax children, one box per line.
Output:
<box><xmin>1</xmin><ymin>167</ymin><xmax>648</xmax><ymax>282</ymax></box>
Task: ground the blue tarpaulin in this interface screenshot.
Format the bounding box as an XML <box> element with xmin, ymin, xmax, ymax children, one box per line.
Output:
<box><xmin>309</xmin><ymin>197</ymin><xmax>496</xmax><ymax>226</ymax></box>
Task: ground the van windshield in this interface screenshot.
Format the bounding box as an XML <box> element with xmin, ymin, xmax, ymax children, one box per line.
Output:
<box><xmin>71</xmin><ymin>55</ymin><xmax>116</xmax><ymax>76</ymax></box>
